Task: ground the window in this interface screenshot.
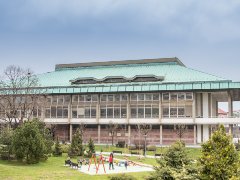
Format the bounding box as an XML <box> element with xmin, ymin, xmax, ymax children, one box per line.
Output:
<box><xmin>63</xmin><ymin>107</ymin><xmax>68</xmax><ymax>118</ymax></box>
<box><xmin>131</xmin><ymin>94</ymin><xmax>137</xmax><ymax>101</ymax></box>
<box><xmin>186</xmin><ymin>93</ymin><xmax>193</xmax><ymax>100</ymax></box>
<box><xmin>92</xmin><ymin>95</ymin><xmax>98</xmax><ymax>102</ymax></box>
<box><xmin>45</xmin><ymin>108</ymin><xmax>51</xmax><ymax>118</ymax></box>
<box><xmin>100</xmin><ymin>107</ymin><xmax>106</xmax><ymax>118</ymax></box>
<box><xmin>121</xmin><ymin>94</ymin><xmax>128</xmax><ymax>101</ymax></box>
<box><xmin>47</xmin><ymin>97</ymin><xmax>51</xmax><ymax>104</ymax></box>
<box><xmin>79</xmin><ymin>95</ymin><xmax>85</xmax><ymax>102</ymax></box>
<box><xmin>114</xmin><ymin>94</ymin><xmax>120</xmax><ymax>102</ymax></box>
<box><xmin>72</xmin><ymin>106</ymin><xmax>77</xmax><ymax>118</ymax></box>
<box><xmin>162</xmin><ymin>93</ymin><xmax>169</xmax><ymax>101</ymax></box>
<box><xmin>152</xmin><ymin>106</ymin><xmax>159</xmax><ymax>118</ymax></box>
<box><xmin>86</xmin><ymin>95</ymin><xmax>92</xmax><ymax>102</ymax></box>
<box><xmin>107</xmin><ymin>107</ymin><xmax>113</xmax><ymax>118</ymax></box>
<box><xmin>84</xmin><ymin>107</ymin><xmax>91</xmax><ymax>118</ymax></box>
<box><xmin>131</xmin><ymin>106</ymin><xmax>137</xmax><ymax>118</ymax></box>
<box><xmin>145</xmin><ymin>94</ymin><xmax>152</xmax><ymax>101</ymax></box>
<box><xmin>77</xmin><ymin>107</ymin><xmax>84</xmax><ymax>118</ymax></box>
<box><xmin>170</xmin><ymin>107</ymin><xmax>177</xmax><ymax>117</ymax></box>
<box><xmin>163</xmin><ymin>107</ymin><xmax>169</xmax><ymax>118</ymax></box>
<box><xmin>138</xmin><ymin>94</ymin><xmax>144</xmax><ymax>101</ymax></box>
<box><xmin>51</xmin><ymin>107</ymin><xmax>56</xmax><ymax>118</ymax></box>
<box><xmin>91</xmin><ymin>107</ymin><xmax>96</xmax><ymax>118</ymax></box>
<box><xmin>145</xmin><ymin>106</ymin><xmax>151</xmax><ymax>118</ymax></box>
<box><xmin>138</xmin><ymin>106</ymin><xmax>144</xmax><ymax>118</ymax></box>
<box><xmin>64</xmin><ymin>95</ymin><xmax>71</xmax><ymax>104</ymax></box>
<box><xmin>108</xmin><ymin>95</ymin><xmax>113</xmax><ymax>102</ymax></box>
<box><xmin>57</xmin><ymin>106</ymin><xmax>63</xmax><ymax>118</ymax></box>
<box><xmin>58</xmin><ymin>96</ymin><xmax>64</xmax><ymax>104</ymax></box>
<box><xmin>52</xmin><ymin>96</ymin><xmax>57</xmax><ymax>104</ymax></box>
<box><xmin>170</xmin><ymin>93</ymin><xmax>177</xmax><ymax>101</ymax></box>
<box><xmin>121</xmin><ymin>106</ymin><xmax>127</xmax><ymax>118</ymax></box>
<box><xmin>178</xmin><ymin>107</ymin><xmax>185</xmax><ymax>117</ymax></box>
<box><xmin>114</xmin><ymin>107</ymin><xmax>120</xmax><ymax>118</ymax></box>
<box><xmin>101</xmin><ymin>95</ymin><xmax>107</xmax><ymax>101</ymax></box>
<box><xmin>153</xmin><ymin>93</ymin><xmax>159</xmax><ymax>101</ymax></box>
<box><xmin>72</xmin><ymin>95</ymin><xmax>78</xmax><ymax>102</ymax></box>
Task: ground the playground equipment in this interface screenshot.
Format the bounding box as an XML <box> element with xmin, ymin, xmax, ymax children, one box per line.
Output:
<box><xmin>88</xmin><ymin>153</ymin><xmax>106</xmax><ymax>174</ymax></box>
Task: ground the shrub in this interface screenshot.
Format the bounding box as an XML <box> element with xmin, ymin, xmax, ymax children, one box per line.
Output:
<box><xmin>116</xmin><ymin>141</ymin><xmax>125</xmax><ymax>148</ymax></box>
<box><xmin>128</xmin><ymin>145</ymin><xmax>136</xmax><ymax>150</ymax></box>
<box><xmin>108</xmin><ymin>174</ymin><xmax>137</xmax><ymax>180</ymax></box>
<box><xmin>88</xmin><ymin>138</ymin><xmax>95</xmax><ymax>158</ymax></box>
<box><xmin>147</xmin><ymin>145</ymin><xmax>156</xmax><ymax>151</ymax></box>
<box><xmin>68</xmin><ymin>128</ymin><xmax>83</xmax><ymax>157</ymax></box>
<box><xmin>52</xmin><ymin>137</ymin><xmax>62</xmax><ymax>156</ymax></box>
<box><xmin>61</xmin><ymin>144</ymin><xmax>70</xmax><ymax>153</ymax></box>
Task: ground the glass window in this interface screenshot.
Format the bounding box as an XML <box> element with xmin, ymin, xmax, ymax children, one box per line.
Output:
<box><xmin>163</xmin><ymin>107</ymin><xmax>169</xmax><ymax>118</ymax></box>
<box><xmin>100</xmin><ymin>107</ymin><xmax>106</xmax><ymax>118</ymax></box>
<box><xmin>121</xmin><ymin>106</ymin><xmax>127</xmax><ymax>118</ymax></box>
<box><xmin>85</xmin><ymin>95</ymin><xmax>92</xmax><ymax>102</ymax></box>
<box><xmin>114</xmin><ymin>94</ymin><xmax>120</xmax><ymax>102</ymax></box>
<box><xmin>178</xmin><ymin>93</ymin><xmax>185</xmax><ymax>101</ymax></box>
<box><xmin>45</xmin><ymin>108</ymin><xmax>51</xmax><ymax>118</ymax></box>
<box><xmin>107</xmin><ymin>107</ymin><xmax>113</xmax><ymax>118</ymax></box>
<box><xmin>101</xmin><ymin>95</ymin><xmax>107</xmax><ymax>101</ymax></box>
<box><xmin>63</xmin><ymin>107</ymin><xmax>68</xmax><ymax>118</ymax></box>
<box><xmin>130</xmin><ymin>94</ymin><xmax>137</xmax><ymax>101</ymax></box>
<box><xmin>91</xmin><ymin>107</ymin><xmax>96</xmax><ymax>118</ymax></box>
<box><xmin>178</xmin><ymin>107</ymin><xmax>185</xmax><ymax>117</ymax></box>
<box><xmin>92</xmin><ymin>95</ymin><xmax>98</xmax><ymax>102</ymax></box>
<box><xmin>121</xmin><ymin>94</ymin><xmax>128</xmax><ymax>101</ymax></box>
<box><xmin>114</xmin><ymin>107</ymin><xmax>120</xmax><ymax>118</ymax></box>
<box><xmin>186</xmin><ymin>93</ymin><xmax>193</xmax><ymax>100</ymax></box>
<box><xmin>77</xmin><ymin>107</ymin><xmax>84</xmax><ymax>118</ymax></box>
<box><xmin>145</xmin><ymin>94</ymin><xmax>152</xmax><ymax>101</ymax></box>
<box><xmin>51</xmin><ymin>106</ymin><xmax>56</xmax><ymax>118</ymax></box>
<box><xmin>153</xmin><ymin>93</ymin><xmax>159</xmax><ymax>101</ymax></box>
<box><xmin>58</xmin><ymin>96</ymin><xmax>64</xmax><ymax>105</ymax></box>
<box><xmin>72</xmin><ymin>95</ymin><xmax>78</xmax><ymax>102</ymax></box>
<box><xmin>162</xmin><ymin>93</ymin><xmax>169</xmax><ymax>101</ymax></box>
<box><xmin>108</xmin><ymin>95</ymin><xmax>113</xmax><ymax>102</ymax></box>
<box><xmin>79</xmin><ymin>95</ymin><xmax>85</xmax><ymax>102</ymax></box>
<box><xmin>152</xmin><ymin>106</ymin><xmax>159</xmax><ymax>118</ymax></box>
<box><xmin>138</xmin><ymin>94</ymin><xmax>144</xmax><ymax>101</ymax></box>
<box><xmin>131</xmin><ymin>106</ymin><xmax>137</xmax><ymax>118</ymax></box>
<box><xmin>170</xmin><ymin>107</ymin><xmax>177</xmax><ymax>117</ymax></box>
<box><xmin>170</xmin><ymin>93</ymin><xmax>178</xmax><ymax>101</ymax></box>
<box><xmin>84</xmin><ymin>107</ymin><xmax>91</xmax><ymax>118</ymax></box>
<box><xmin>47</xmin><ymin>97</ymin><xmax>51</xmax><ymax>104</ymax></box>
<box><xmin>145</xmin><ymin>106</ymin><xmax>151</xmax><ymax>118</ymax></box>
<box><xmin>64</xmin><ymin>95</ymin><xmax>71</xmax><ymax>104</ymax></box>
<box><xmin>138</xmin><ymin>106</ymin><xmax>144</xmax><ymax>118</ymax></box>
<box><xmin>72</xmin><ymin>106</ymin><xmax>77</xmax><ymax>118</ymax></box>
<box><xmin>52</xmin><ymin>96</ymin><xmax>57</xmax><ymax>104</ymax></box>
<box><xmin>57</xmin><ymin>106</ymin><xmax>63</xmax><ymax>118</ymax></box>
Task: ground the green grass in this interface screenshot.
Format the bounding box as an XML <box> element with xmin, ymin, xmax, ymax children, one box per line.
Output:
<box><xmin>0</xmin><ymin>146</ymin><xmax>202</xmax><ymax>180</ymax></box>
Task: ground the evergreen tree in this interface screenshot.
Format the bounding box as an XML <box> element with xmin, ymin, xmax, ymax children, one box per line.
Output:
<box><xmin>12</xmin><ymin>120</ymin><xmax>48</xmax><ymax>164</ymax></box>
<box><xmin>88</xmin><ymin>138</ymin><xmax>95</xmax><ymax>157</ymax></box>
<box><xmin>52</xmin><ymin>136</ymin><xmax>62</xmax><ymax>156</ymax></box>
<box><xmin>0</xmin><ymin>127</ymin><xmax>13</xmax><ymax>160</ymax></box>
<box><xmin>68</xmin><ymin>128</ymin><xmax>83</xmax><ymax>157</ymax></box>
<box><xmin>147</xmin><ymin>141</ymin><xmax>199</xmax><ymax>180</ymax></box>
<box><xmin>199</xmin><ymin>124</ymin><xmax>239</xmax><ymax>179</ymax></box>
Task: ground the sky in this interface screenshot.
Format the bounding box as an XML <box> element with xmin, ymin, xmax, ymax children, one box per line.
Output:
<box><xmin>0</xmin><ymin>0</ymin><xmax>240</xmax><ymax>82</ymax></box>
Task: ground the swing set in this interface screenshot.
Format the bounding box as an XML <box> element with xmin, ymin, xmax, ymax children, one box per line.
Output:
<box><xmin>88</xmin><ymin>153</ymin><xmax>106</xmax><ymax>174</ymax></box>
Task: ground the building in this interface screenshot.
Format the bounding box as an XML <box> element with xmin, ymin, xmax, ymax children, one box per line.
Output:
<box><xmin>6</xmin><ymin>58</ymin><xmax>240</xmax><ymax>145</ymax></box>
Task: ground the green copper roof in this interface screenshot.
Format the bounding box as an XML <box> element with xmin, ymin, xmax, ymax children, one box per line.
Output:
<box><xmin>38</xmin><ymin>58</ymin><xmax>228</xmax><ymax>88</ymax></box>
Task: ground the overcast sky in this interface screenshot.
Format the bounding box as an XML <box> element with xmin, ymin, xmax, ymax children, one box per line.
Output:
<box><xmin>0</xmin><ymin>0</ymin><xmax>240</xmax><ymax>82</ymax></box>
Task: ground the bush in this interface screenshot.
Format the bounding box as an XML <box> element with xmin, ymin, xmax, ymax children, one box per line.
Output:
<box><xmin>128</xmin><ymin>145</ymin><xmax>136</xmax><ymax>150</ymax></box>
<box><xmin>61</xmin><ymin>144</ymin><xmax>70</xmax><ymax>153</ymax></box>
<box><xmin>88</xmin><ymin>138</ymin><xmax>95</xmax><ymax>158</ymax></box>
<box><xmin>52</xmin><ymin>137</ymin><xmax>62</xmax><ymax>156</ymax></box>
<box><xmin>147</xmin><ymin>145</ymin><xmax>156</xmax><ymax>151</ymax></box>
<box><xmin>108</xmin><ymin>174</ymin><xmax>137</xmax><ymax>180</ymax></box>
<box><xmin>68</xmin><ymin>128</ymin><xmax>83</xmax><ymax>157</ymax></box>
<box><xmin>116</xmin><ymin>141</ymin><xmax>125</xmax><ymax>148</ymax></box>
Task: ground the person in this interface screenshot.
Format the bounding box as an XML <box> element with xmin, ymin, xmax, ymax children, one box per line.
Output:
<box><xmin>109</xmin><ymin>153</ymin><xmax>114</xmax><ymax>170</ymax></box>
<box><xmin>124</xmin><ymin>159</ymin><xmax>128</xmax><ymax>170</ymax></box>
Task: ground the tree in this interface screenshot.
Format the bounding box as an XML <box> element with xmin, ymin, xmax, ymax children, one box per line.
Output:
<box><xmin>199</xmin><ymin>124</ymin><xmax>239</xmax><ymax>179</ymax></box>
<box><xmin>136</xmin><ymin>124</ymin><xmax>152</xmax><ymax>156</ymax></box>
<box><xmin>107</xmin><ymin>121</ymin><xmax>119</xmax><ymax>146</ymax></box>
<box><xmin>52</xmin><ymin>137</ymin><xmax>62</xmax><ymax>156</ymax></box>
<box><xmin>88</xmin><ymin>138</ymin><xmax>95</xmax><ymax>158</ymax></box>
<box><xmin>0</xmin><ymin>126</ymin><xmax>13</xmax><ymax>160</ymax></box>
<box><xmin>0</xmin><ymin>65</ymin><xmax>46</xmax><ymax>128</ymax></box>
<box><xmin>68</xmin><ymin>128</ymin><xmax>83</xmax><ymax>157</ymax></box>
<box><xmin>11</xmin><ymin>119</ymin><xmax>49</xmax><ymax>164</ymax></box>
<box><xmin>147</xmin><ymin>141</ymin><xmax>199</xmax><ymax>180</ymax></box>
<box><xmin>173</xmin><ymin>124</ymin><xmax>188</xmax><ymax>141</ymax></box>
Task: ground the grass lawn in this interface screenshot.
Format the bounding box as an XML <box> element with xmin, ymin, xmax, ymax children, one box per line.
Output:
<box><xmin>0</xmin><ymin>147</ymin><xmax>202</xmax><ymax>180</ymax></box>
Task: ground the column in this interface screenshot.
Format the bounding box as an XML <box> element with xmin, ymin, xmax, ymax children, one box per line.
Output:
<box><xmin>197</xmin><ymin>125</ymin><xmax>202</xmax><ymax>143</ymax></box>
<box><xmin>228</xmin><ymin>91</ymin><xmax>233</xmax><ymax>135</ymax></box>
<box><xmin>128</xmin><ymin>125</ymin><xmax>131</xmax><ymax>145</ymax></box>
<box><xmin>194</xmin><ymin>125</ymin><xmax>197</xmax><ymax>145</ymax></box>
<box><xmin>160</xmin><ymin>125</ymin><xmax>163</xmax><ymax>145</ymax></box>
<box><xmin>69</xmin><ymin>124</ymin><xmax>73</xmax><ymax>142</ymax></box>
<box><xmin>202</xmin><ymin>125</ymin><xmax>209</xmax><ymax>142</ymax></box>
<box><xmin>98</xmin><ymin>124</ymin><xmax>101</xmax><ymax>144</ymax></box>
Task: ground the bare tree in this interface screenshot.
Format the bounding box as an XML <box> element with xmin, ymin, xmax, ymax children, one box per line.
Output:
<box><xmin>106</xmin><ymin>121</ymin><xmax>119</xmax><ymax>146</ymax></box>
<box><xmin>136</xmin><ymin>124</ymin><xmax>152</xmax><ymax>156</ymax></box>
<box><xmin>0</xmin><ymin>65</ymin><xmax>46</xmax><ymax>128</ymax></box>
<box><xmin>173</xmin><ymin>124</ymin><xmax>188</xmax><ymax>141</ymax></box>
